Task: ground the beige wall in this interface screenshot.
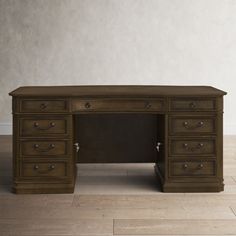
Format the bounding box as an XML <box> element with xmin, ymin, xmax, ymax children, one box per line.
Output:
<box><xmin>0</xmin><ymin>0</ymin><xmax>235</xmax><ymax>134</ymax></box>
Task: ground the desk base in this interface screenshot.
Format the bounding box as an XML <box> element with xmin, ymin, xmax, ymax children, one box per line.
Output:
<box><xmin>12</xmin><ymin>183</ymin><xmax>75</xmax><ymax>194</ymax></box>
<box><xmin>154</xmin><ymin>165</ymin><xmax>224</xmax><ymax>193</ymax></box>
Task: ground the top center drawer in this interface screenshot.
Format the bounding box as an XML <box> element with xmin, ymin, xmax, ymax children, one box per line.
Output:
<box><xmin>20</xmin><ymin>99</ymin><xmax>69</xmax><ymax>113</ymax></box>
<box><xmin>72</xmin><ymin>98</ymin><xmax>165</xmax><ymax>112</ymax></box>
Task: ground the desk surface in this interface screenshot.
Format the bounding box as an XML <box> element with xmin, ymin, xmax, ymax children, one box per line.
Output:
<box><xmin>9</xmin><ymin>85</ymin><xmax>226</xmax><ymax>97</ymax></box>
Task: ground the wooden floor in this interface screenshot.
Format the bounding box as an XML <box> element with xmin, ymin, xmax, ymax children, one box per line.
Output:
<box><xmin>0</xmin><ymin>135</ymin><xmax>236</xmax><ymax>236</ymax></box>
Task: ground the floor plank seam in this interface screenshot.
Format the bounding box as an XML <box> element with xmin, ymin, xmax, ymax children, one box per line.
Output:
<box><xmin>232</xmin><ymin>176</ymin><xmax>236</xmax><ymax>183</ymax></box>
<box><xmin>229</xmin><ymin>206</ymin><xmax>236</xmax><ymax>217</ymax></box>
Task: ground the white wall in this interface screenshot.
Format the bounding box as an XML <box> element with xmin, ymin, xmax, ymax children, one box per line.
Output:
<box><xmin>0</xmin><ymin>0</ymin><xmax>235</xmax><ymax>134</ymax></box>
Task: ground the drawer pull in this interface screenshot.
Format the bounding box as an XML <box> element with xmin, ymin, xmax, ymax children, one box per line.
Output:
<box><xmin>183</xmin><ymin>121</ymin><xmax>204</xmax><ymax>130</ymax></box>
<box><xmin>34</xmin><ymin>143</ymin><xmax>55</xmax><ymax>152</ymax></box>
<box><xmin>40</xmin><ymin>103</ymin><xmax>47</xmax><ymax>110</ymax></box>
<box><xmin>182</xmin><ymin>163</ymin><xmax>204</xmax><ymax>170</ymax></box>
<box><xmin>183</xmin><ymin>143</ymin><xmax>204</xmax><ymax>152</ymax></box>
<box><xmin>198</xmin><ymin>163</ymin><xmax>204</xmax><ymax>169</ymax></box>
<box><xmin>85</xmin><ymin>102</ymin><xmax>91</xmax><ymax>109</ymax></box>
<box><xmin>145</xmin><ymin>102</ymin><xmax>152</xmax><ymax>109</ymax></box>
<box><xmin>50</xmin><ymin>165</ymin><xmax>55</xmax><ymax>170</ymax></box>
<box><xmin>183</xmin><ymin>163</ymin><xmax>188</xmax><ymax>169</ymax></box>
<box><xmin>189</xmin><ymin>102</ymin><xmax>196</xmax><ymax>109</ymax></box>
<box><xmin>33</xmin><ymin>164</ymin><xmax>56</xmax><ymax>173</ymax></box>
<box><xmin>34</xmin><ymin>165</ymin><xmax>39</xmax><ymax>170</ymax></box>
<box><xmin>34</xmin><ymin>122</ymin><xmax>56</xmax><ymax>130</ymax></box>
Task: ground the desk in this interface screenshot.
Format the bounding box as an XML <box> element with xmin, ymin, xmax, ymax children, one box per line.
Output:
<box><xmin>9</xmin><ymin>86</ymin><xmax>226</xmax><ymax>193</ymax></box>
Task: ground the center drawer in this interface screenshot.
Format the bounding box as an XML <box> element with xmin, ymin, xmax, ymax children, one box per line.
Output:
<box><xmin>20</xmin><ymin>140</ymin><xmax>71</xmax><ymax>157</ymax></box>
<box><xmin>72</xmin><ymin>98</ymin><xmax>165</xmax><ymax>112</ymax></box>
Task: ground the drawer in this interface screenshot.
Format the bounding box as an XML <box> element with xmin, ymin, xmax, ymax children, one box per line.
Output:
<box><xmin>170</xmin><ymin>160</ymin><xmax>216</xmax><ymax>177</ymax></box>
<box><xmin>169</xmin><ymin>139</ymin><xmax>216</xmax><ymax>156</ymax></box>
<box><xmin>20</xmin><ymin>140</ymin><xmax>70</xmax><ymax>157</ymax></box>
<box><xmin>22</xmin><ymin>162</ymin><xmax>68</xmax><ymax>178</ymax></box>
<box><xmin>20</xmin><ymin>99</ymin><xmax>69</xmax><ymax>113</ymax></box>
<box><xmin>169</xmin><ymin>116</ymin><xmax>216</xmax><ymax>135</ymax></box>
<box><xmin>72</xmin><ymin>98</ymin><xmax>165</xmax><ymax>112</ymax></box>
<box><xmin>20</xmin><ymin>116</ymin><xmax>71</xmax><ymax>137</ymax></box>
<box><xmin>170</xmin><ymin>98</ymin><xmax>216</xmax><ymax>111</ymax></box>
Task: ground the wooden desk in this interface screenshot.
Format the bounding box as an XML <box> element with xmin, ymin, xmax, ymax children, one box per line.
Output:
<box><xmin>9</xmin><ymin>86</ymin><xmax>226</xmax><ymax>193</ymax></box>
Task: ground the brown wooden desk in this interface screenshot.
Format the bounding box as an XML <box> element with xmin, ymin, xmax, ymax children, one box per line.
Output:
<box><xmin>9</xmin><ymin>86</ymin><xmax>226</xmax><ymax>193</ymax></box>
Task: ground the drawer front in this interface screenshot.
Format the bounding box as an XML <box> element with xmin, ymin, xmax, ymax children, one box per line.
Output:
<box><xmin>20</xmin><ymin>99</ymin><xmax>69</xmax><ymax>113</ymax></box>
<box><xmin>72</xmin><ymin>98</ymin><xmax>165</xmax><ymax>112</ymax></box>
<box><xmin>170</xmin><ymin>98</ymin><xmax>216</xmax><ymax>111</ymax></box>
<box><xmin>20</xmin><ymin>140</ymin><xmax>70</xmax><ymax>157</ymax></box>
<box><xmin>170</xmin><ymin>139</ymin><xmax>216</xmax><ymax>156</ymax></box>
<box><xmin>170</xmin><ymin>160</ymin><xmax>216</xmax><ymax>177</ymax></box>
<box><xmin>20</xmin><ymin>117</ymin><xmax>71</xmax><ymax>137</ymax></box>
<box><xmin>169</xmin><ymin>116</ymin><xmax>216</xmax><ymax>135</ymax></box>
<box><xmin>22</xmin><ymin>162</ymin><xmax>67</xmax><ymax>178</ymax></box>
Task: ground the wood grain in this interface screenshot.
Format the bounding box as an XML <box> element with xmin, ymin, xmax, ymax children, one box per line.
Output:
<box><xmin>0</xmin><ymin>219</ymin><xmax>113</xmax><ymax>235</ymax></box>
<box><xmin>114</xmin><ymin>219</ymin><xmax>236</xmax><ymax>235</ymax></box>
<box><xmin>0</xmin><ymin>205</ymin><xmax>235</xmax><ymax>220</ymax></box>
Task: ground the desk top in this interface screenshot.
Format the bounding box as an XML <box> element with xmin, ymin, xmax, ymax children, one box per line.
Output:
<box><xmin>9</xmin><ymin>85</ymin><xmax>227</xmax><ymax>97</ymax></box>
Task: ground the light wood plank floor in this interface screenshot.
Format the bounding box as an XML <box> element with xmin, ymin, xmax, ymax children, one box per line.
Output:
<box><xmin>0</xmin><ymin>135</ymin><xmax>236</xmax><ymax>236</ymax></box>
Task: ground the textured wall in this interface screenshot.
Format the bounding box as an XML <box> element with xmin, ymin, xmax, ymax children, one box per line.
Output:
<box><xmin>0</xmin><ymin>0</ymin><xmax>235</xmax><ymax>133</ymax></box>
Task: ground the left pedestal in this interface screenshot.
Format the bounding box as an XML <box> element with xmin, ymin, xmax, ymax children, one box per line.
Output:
<box><xmin>12</xmin><ymin>98</ymin><xmax>76</xmax><ymax>194</ymax></box>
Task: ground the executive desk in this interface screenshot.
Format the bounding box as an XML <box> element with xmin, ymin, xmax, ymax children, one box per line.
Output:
<box><xmin>9</xmin><ymin>86</ymin><xmax>226</xmax><ymax>194</ymax></box>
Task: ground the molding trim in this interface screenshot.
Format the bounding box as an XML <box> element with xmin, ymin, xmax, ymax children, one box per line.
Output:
<box><xmin>0</xmin><ymin>123</ymin><xmax>236</xmax><ymax>135</ymax></box>
<box><xmin>0</xmin><ymin>123</ymin><xmax>12</xmax><ymax>135</ymax></box>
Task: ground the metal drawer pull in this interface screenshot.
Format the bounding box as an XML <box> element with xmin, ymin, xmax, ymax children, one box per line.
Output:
<box><xmin>34</xmin><ymin>165</ymin><xmax>39</xmax><ymax>170</ymax></box>
<box><xmin>183</xmin><ymin>121</ymin><xmax>204</xmax><ymax>129</ymax></box>
<box><xmin>198</xmin><ymin>163</ymin><xmax>204</xmax><ymax>169</ymax></box>
<box><xmin>183</xmin><ymin>143</ymin><xmax>204</xmax><ymax>152</ymax></box>
<box><xmin>145</xmin><ymin>102</ymin><xmax>152</xmax><ymax>109</ymax></box>
<box><xmin>50</xmin><ymin>165</ymin><xmax>55</xmax><ymax>170</ymax></box>
<box><xmin>34</xmin><ymin>122</ymin><xmax>55</xmax><ymax>130</ymax></box>
<box><xmin>182</xmin><ymin>163</ymin><xmax>204</xmax><ymax>170</ymax></box>
<box><xmin>40</xmin><ymin>103</ymin><xmax>47</xmax><ymax>110</ymax></box>
<box><xmin>33</xmin><ymin>164</ymin><xmax>56</xmax><ymax>173</ymax></box>
<box><xmin>34</xmin><ymin>143</ymin><xmax>55</xmax><ymax>152</ymax></box>
<box><xmin>189</xmin><ymin>102</ymin><xmax>196</xmax><ymax>109</ymax></box>
<box><xmin>85</xmin><ymin>102</ymin><xmax>91</xmax><ymax>108</ymax></box>
<box><xmin>183</xmin><ymin>163</ymin><xmax>188</xmax><ymax>169</ymax></box>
